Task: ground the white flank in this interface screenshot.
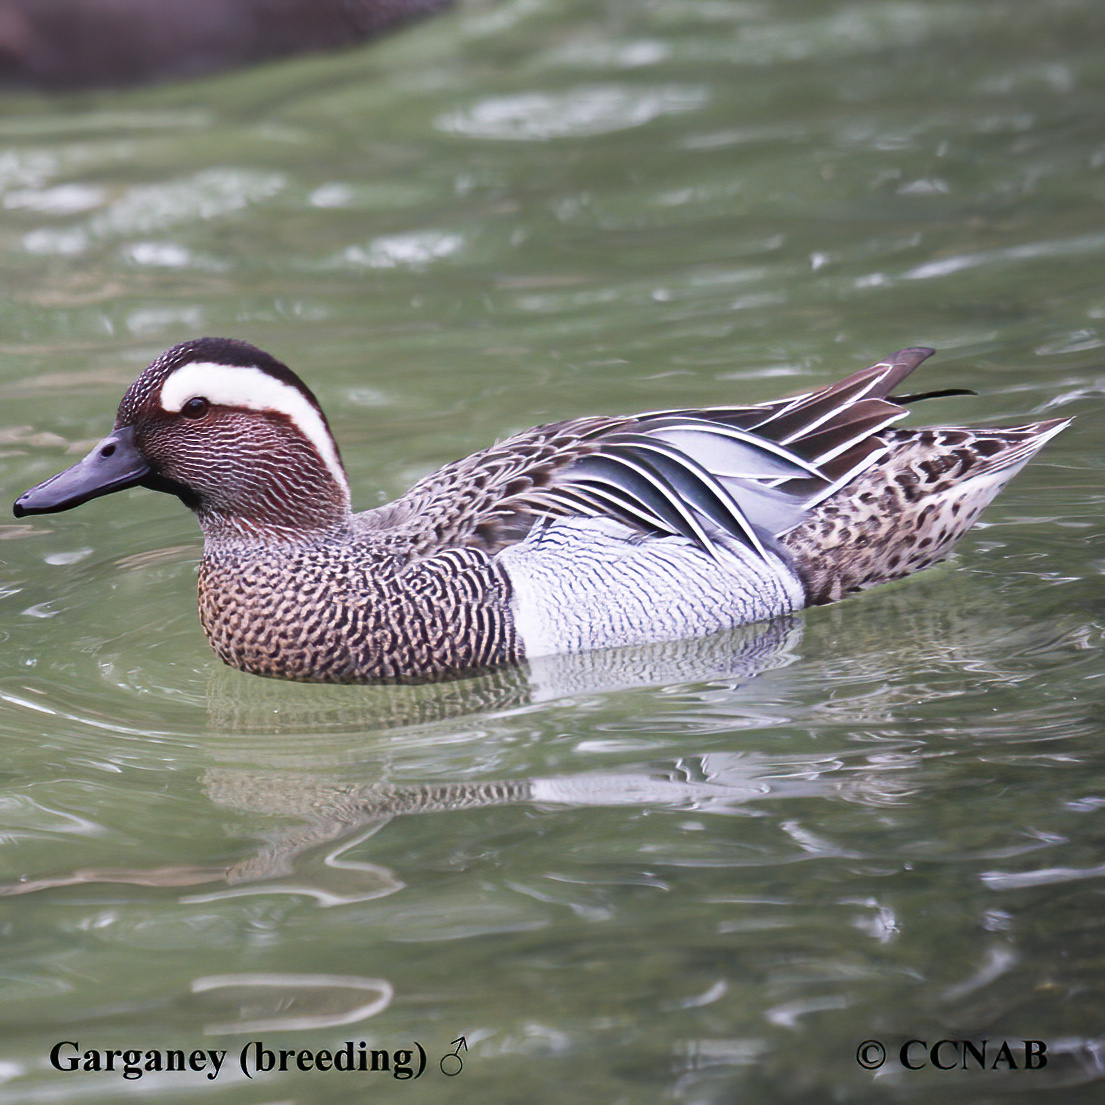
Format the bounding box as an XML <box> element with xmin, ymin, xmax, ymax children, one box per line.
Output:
<box><xmin>499</xmin><ymin>517</ymin><xmax>805</xmax><ymax>658</ymax></box>
<box><xmin>159</xmin><ymin>362</ymin><xmax>348</xmax><ymax>493</ymax></box>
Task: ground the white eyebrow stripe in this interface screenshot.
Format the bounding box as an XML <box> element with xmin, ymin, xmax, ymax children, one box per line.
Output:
<box><xmin>158</xmin><ymin>361</ymin><xmax>349</xmax><ymax>495</ymax></box>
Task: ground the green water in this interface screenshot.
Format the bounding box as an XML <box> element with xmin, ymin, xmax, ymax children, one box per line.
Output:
<box><xmin>1</xmin><ymin>1</ymin><xmax>1103</xmax><ymax>1101</ymax></box>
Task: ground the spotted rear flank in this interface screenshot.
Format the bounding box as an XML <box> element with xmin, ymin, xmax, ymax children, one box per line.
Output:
<box><xmin>782</xmin><ymin>420</ymin><xmax>1070</xmax><ymax>604</ymax></box>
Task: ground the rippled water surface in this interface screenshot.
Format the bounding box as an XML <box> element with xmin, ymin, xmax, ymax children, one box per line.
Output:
<box><xmin>1</xmin><ymin>2</ymin><xmax>1103</xmax><ymax>1102</ymax></box>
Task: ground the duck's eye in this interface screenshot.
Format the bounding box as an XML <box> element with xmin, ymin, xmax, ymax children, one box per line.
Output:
<box><xmin>181</xmin><ymin>396</ymin><xmax>210</xmax><ymax>420</ymax></box>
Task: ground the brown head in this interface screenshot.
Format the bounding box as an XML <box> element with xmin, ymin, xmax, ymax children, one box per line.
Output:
<box><xmin>13</xmin><ymin>338</ymin><xmax>352</xmax><ymax>541</ymax></box>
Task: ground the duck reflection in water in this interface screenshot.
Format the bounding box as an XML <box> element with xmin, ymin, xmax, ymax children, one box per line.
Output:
<box><xmin>2</xmin><ymin>619</ymin><xmax>840</xmax><ymax>900</ymax></box>
<box><xmin>0</xmin><ymin>577</ymin><xmax>1054</xmax><ymax>902</ymax></box>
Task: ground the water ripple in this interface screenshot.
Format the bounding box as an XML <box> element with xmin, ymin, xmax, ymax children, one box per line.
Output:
<box><xmin>191</xmin><ymin>973</ymin><xmax>393</xmax><ymax>1034</ymax></box>
<box><xmin>21</xmin><ymin>168</ymin><xmax>285</xmax><ymax>256</ymax></box>
<box><xmin>436</xmin><ymin>84</ymin><xmax>709</xmax><ymax>140</ymax></box>
<box><xmin>981</xmin><ymin>862</ymin><xmax>1105</xmax><ymax>890</ymax></box>
<box><xmin>903</xmin><ymin>232</ymin><xmax>1105</xmax><ymax>281</ymax></box>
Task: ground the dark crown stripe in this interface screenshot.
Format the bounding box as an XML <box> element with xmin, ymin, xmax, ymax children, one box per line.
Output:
<box><xmin>118</xmin><ymin>337</ymin><xmax>329</xmax><ymax>425</ymax></box>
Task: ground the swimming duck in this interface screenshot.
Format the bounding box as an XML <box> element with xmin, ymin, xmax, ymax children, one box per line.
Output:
<box><xmin>0</xmin><ymin>0</ymin><xmax>452</xmax><ymax>90</ymax></box>
<box><xmin>13</xmin><ymin>339</ymin><xmax>1068</xmax><ymax>682</ymax></box>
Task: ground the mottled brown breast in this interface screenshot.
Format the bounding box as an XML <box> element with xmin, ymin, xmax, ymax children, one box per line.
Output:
<box><xmin>197</xmin><ymin>539</ymin><xmax>519</xmax><ymax>682</ymax></box>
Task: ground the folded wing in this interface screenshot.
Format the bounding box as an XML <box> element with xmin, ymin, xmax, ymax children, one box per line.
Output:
<box><xmin>394</xmin><ymin>348</ymin><xmax>935</xmax><ymax>560</ymax></box>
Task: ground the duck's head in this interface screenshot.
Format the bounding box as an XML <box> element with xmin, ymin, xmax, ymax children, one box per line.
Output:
<box><xmin>13</xmin><ymin>338</ymin><xmax>352</xmax><ymax>540</ymax></box>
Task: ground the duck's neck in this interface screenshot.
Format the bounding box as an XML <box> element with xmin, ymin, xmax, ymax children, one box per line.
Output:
<box><xmin>193</xmin><ymin>473</ymin><xmax>353</xmax><ymax>547</ymax></box>
<box><xmin>197</xmin><ymin>510</ymin><xmax>351</xmax><ymax>547</ymax></box>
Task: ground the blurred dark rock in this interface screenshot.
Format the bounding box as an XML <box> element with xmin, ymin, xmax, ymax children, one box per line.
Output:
<box><xmin>0</xmin><ymin>0</ymin><xmax>454</xmax><ymax>90</ymax></box>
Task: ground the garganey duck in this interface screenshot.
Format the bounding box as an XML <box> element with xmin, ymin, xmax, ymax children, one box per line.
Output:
<box><xmin>13</xmin><ymin>339</ymin><xmax>1069</xmax><ymax>682</ymax></box>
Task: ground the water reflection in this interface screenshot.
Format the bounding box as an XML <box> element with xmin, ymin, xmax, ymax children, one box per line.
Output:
<box><xmin>202</xmin><ymin>616</ymin><xmax>801</xmax><ymax>736</ymax></box>
<box><xmin>0</xmin><ymin>746</ymin><xmax>868</xmax><ymax>902</ymax></box>
<box><xmin>190</xmin><ymin>973</ymin><xmax>393</xmax><ymax>1034</ymax></box>
<box><xmin>0</xmin><ymin>610</ymin><xmax>937</xmax><ymax>901</ymax></box>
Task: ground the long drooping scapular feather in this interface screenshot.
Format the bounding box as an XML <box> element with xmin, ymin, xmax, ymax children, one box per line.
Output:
<box><xmin>481</xmin><ymin>348</ymin><xmax>935</xmax><ymax>560</ymax></box>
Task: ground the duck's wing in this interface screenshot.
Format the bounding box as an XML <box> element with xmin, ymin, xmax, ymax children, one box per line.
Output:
<box><xmin>389</xmin><ymin>349</ymin><xmax>933</xmax><ymax>560</ymax></box>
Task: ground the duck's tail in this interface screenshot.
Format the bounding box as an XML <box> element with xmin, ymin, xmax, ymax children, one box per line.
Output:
<box><xmin>781</xmin><ymin>417</ymin><xmax>1071</xmax><ymax>604</ymax></box>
